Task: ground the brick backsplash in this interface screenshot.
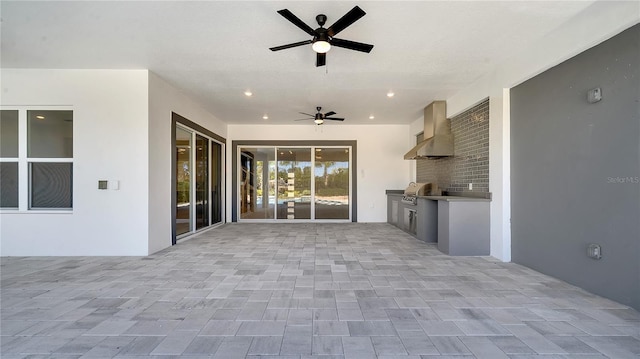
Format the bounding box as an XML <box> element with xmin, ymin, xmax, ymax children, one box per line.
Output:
<box><xmin>416</xmin><ymin>98</ymin><xmax>489</xmax><ymax>192</ymax></box>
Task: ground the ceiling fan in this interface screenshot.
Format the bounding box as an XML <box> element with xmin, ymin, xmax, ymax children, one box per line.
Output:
<box><xmin>270</xmin><ymin>6</ymin><xmax>374</xmax><ymax>67</ymax></box>
<box><xmin>296</xmin><ymin>107</ymin><xmax>345</xmax><ymax>125</ymax></box>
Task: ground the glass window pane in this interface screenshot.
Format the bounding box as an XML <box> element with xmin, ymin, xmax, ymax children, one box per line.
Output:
<box><xmin>30</xmin><ymin>162</ymin><xmax>72</xmax><ymax>208</ymax></box>
<box><xmin>277</xmin><ymin>148</ymin><xmax>311</xmax><ymax>220</ymax></box>
<box><xmin>1</xmin><ymin>110</ymin><xmax>19</xmax><ymax>157</ymax></box>
<box><xmin>240</xmin><ymin>147</ymin><xmax>276</xmax><ymax>220</ymax></box>
<box><xmin>28</xmin><ymin>110</ymin><xmax>73</xmax><ymax>158</ymax></box>
<box><xmin>0</xmin><ymin>162</ymin><xmax>19</xmax><ymax>208</ymax></box>
<box><xmin>315</xmin><ymin>147</ymin><xmax>350</xmax><ymax>219</ymax></box>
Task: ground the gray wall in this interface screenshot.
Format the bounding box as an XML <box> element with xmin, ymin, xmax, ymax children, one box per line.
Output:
<box><xmin>417</xmin><ymin>99</ymin><xmax>490</xmax><ymax>192</ymax></box>
<box><xmin>511</xmin><ymin>24</ymin><xmax>639</xmax><ymax>310</ymax></box>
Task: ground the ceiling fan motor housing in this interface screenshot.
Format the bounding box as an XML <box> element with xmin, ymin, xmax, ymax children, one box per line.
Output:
<box><xmin>316</xmin><ymin>14</ymin><xmax>327</xmax><ymax>27</ymax></box>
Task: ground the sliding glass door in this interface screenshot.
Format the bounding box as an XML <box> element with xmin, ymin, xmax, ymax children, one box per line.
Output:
<box><xmin>315</xmin><ymin>147</ymin><xmax>350</xmax><ymax>219</ymax></box>
<box><xmin>195</xmin><ymin>134</ymin><xmax>209</xmax><ymax>230</ymax></box>
<box><xmin>277</xmin><ymin>148</ymin><xmax>312</xmax><ymax>220</ymax></box>
<box><xmin>238</xmin><ymin>145</ymin><xmax>351</xmax><ymax>221</ymax></box>
<box><xmin>240</xmin><ymin>147</ymin><xmax>275</xmax><ymax>220</ymax></box>
<box><xmin>175</xmin><ymin>127</ymin><xmax>192</xmax><ymax>236</ymax></box>
<box><xmin>175</xmin><ymin>123</ymin><xmax>224</xmax><ymax>240</ymax></box>
<box><xmin>211</xmin><ymin>141</ymin><xmax>222</xmax><ymax>225</ymax></box>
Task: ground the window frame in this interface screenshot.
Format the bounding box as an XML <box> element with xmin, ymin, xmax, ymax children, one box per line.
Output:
<box><xmin>0</xmin><ymin>106</ymin><xmax>74</xmax><ymax>213</ymax></box>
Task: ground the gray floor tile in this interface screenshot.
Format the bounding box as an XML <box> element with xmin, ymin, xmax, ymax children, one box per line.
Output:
<box><xmin>489</xmin><ymin>336</ymin><xmax>536</xmax><ymax>354</ymax></box>
<box><xmin>341</xmin><ymin>336</ymin><xmax>375</xmax><ymax>358</ymax></box>
<box><xmin>199</xmin><ymin>320</ymin><xmax>242</xmax><ymax>336</ymax></box>
<box><xmin>83</xmin><ymin>320</ymin><xmax>136</xmax><ymax>336</ymax></box>
<box><xmin>212</xmin><ymin>336</ymin><xmax>252</xmax><ymax>359</ymax></box>
<box><xmin>80</xmin><ymin>336</ymin><xmax>133</xmax><ymax>358</ymax></box>
<box><xmin>506</xmin><ymin>324</ymin><xmax>566</xmax><ymax>354</ymax></box>
<box><xmin>312</xmin><ymin>335</ymin><xmax>343</xmax><ymax>355</ymax></box>
<box><xmin>55</xmin><ymin>336</ymin><xmax>109</xmax><ymax>355</ymax></box>
<box><xmin>237</xmin><ymin>321</ymin><xmax>286</xmax><ymax>336</ymax></box>
<box><xmin>116</xmin><ymin>336</ymin><xmax>164</xmax><ymax>355</ymax></box>
<box><xmin>347</xmin><ymin>321</ymin><xmax>397</xmax><ymax>336</ymax></box>
<box><xmin>418</xmin><ymin>320</ymin><xmax>465</xmax><ymax>336</ymax></box>
<box><xmin>460</xmin><ymin>336</ymin><xmax>510</xmax><ymax>358</ymax></box>
<box><xmin>454</xmin><ymin>319</ymin><xmax>511</xmax><ymax>336</ymax></box>
<box><xmin>429</xmin><ymin>335</ymin><xmax>471</xmax><ymax>355</ymax></box>
<box><xmin>313</xmin><ymin>320</ymin><xmax>350</xmax><ymax>336</ymax></box>
<box><xmin>280</xmin><ymin>331</ymin><xmax>312</xmax><ymax>355</ymax></box>
<box><xmin>149</xmin><ymin>330</ymin><xmax>197</xmax><ymax>355</ymax></box>
<box><xmin>577</xmin><ymin>335</ymin><xmax>640</xmax><ymax>359</ymax></box>
<box><xmin>398</xmin><ymin>331</ymin><xmax>439</xmax><ymax>355</ymax></box>
<box><xmin>248</xmin><ymin>336</ymin><xmax>283</xmax><ymax>355</ymax></box>
<box><xmin>370</xmin><ymin>336</ymin><xmax>408</xmax><ymax>355</ymax></box>
<box><xmin>182</xmin><ymin>336</ymin><xmax>224</xmax><ymax>355</ymax></box>
<box><xmin>544</xmin><ymin>335</ymin><xmax>600</xmax><ymax>354</ymax></box>
<box><xmin>122</xmin><ymin>320</ymin><xmax>180</xmax><ymax>336</ymax></box>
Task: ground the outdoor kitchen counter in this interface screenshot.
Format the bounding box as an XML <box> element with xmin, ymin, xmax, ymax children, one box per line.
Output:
<box><xmin>387</xmin><ymin>191</ymin><xmax>491</xmax><ymax>256</ymax></box>
<box><xmin>386</xmin><ymin>192</ymin><xmax>491</xmax><ymax>201</ymax></box>
<box><xmin>417</xmin><ymin>195</ymin><xmax>490</xmax><ymax>202</ymax></box>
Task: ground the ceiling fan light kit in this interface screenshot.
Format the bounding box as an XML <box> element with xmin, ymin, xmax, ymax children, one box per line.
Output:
<box><xmin>312</xmin><ymin>40</ymin><xmax>331</xmax><ymax>53</ymax></box>
<box><xmin>270</xmin><ymin>6</ymin><xmax>374</xmax><ymax>67</ymax></box>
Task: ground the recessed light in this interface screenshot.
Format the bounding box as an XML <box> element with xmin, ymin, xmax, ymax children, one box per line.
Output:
<box><xmin>262</xmin><ymin>115</ymin><xmax>269</xmax><ymax>120</ymax></box>
<box><xmin>386</xmin><ymin>92</ymin><xmax>394</xmax><ymax>98</ymax></box>
<box><xmin>369</xmin><ymin>115</ymin><xmax>375</xmax><ymax>120</ymax></box>
<box><xmin>244</xmin><ymin>91</ymin><xmax>253</xmax><ymax>97</ymax></box>
<box><xmin>36</xmin><ymin>115</ymin><xmax>45</xmax><ymax>120</ymax></box>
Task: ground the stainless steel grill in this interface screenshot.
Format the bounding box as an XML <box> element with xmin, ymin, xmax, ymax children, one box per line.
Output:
<box><xmin>401</xmin><ymin>182</ymin><xmax>438</xmax><ymax>205</ymax></box>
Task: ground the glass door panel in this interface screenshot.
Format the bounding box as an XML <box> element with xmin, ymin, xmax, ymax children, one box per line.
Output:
<box><xmin>195</xmin><ymin>134</ymin><xmax>209</xmax><ymax>230</ymax></box>
<box><xmin>175</xmin><ymin>127</ymin><xmax>192</xmax><ymax>236</ymax></box>
<box><xmin>240</xmin><ymin>147</ymin><xmax>276</xmax><ymax>219</ymax></box>
<box><xmin>277</xmin><ymin>148</ymin><xmax>311</xmax><ymax>220</ymax></box>
<box><xmin>315</xmin><ymin>147</ymin><xmax>350</xmax><ymax>219</ymax></box>
<box><xmin>211</xmin><ymin>141</ymin><xmax>222</xmax><ymax>225</ymax></box>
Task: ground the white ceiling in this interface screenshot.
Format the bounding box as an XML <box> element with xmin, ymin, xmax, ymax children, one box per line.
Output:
<box><xmin>1</xmin><ymin>1</ymin><xmax>598</xmax><ymax>125</ymax></box>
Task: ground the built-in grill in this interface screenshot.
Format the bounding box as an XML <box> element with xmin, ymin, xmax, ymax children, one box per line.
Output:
<box><xmin>401</xmin><ymin>182</ymin><xmax>439</xmax><ymax>205</ymax></box>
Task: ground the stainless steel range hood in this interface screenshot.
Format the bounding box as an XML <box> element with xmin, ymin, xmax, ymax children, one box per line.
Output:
<box><xmin>404</xmin><ymin>100</ymin><xmax>454</xmax><ymax>159</ymax></box>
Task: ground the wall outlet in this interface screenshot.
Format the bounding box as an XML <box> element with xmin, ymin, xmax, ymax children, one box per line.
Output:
<box><xmin>587</xmin><ymin>87</ymin><xmax>602</xmax><ymax>103</ymax></box>
<box><xmin>587</xmin><ymin>244</ymin><xmax>602</xmax><ymax>259</ymax></box>
<box><xmin>468</xmin><ymin>183</ymin><xmax>473</xmax><ymax>190</ymax></box>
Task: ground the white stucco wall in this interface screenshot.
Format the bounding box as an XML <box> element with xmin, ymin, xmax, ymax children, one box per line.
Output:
<box><xmin>226</xmin><ymin>124</ymin><xmax>412</xmax><ymax>222</ymax></box>
<box><xmin>0</xmin><ymin>69</ymin><xmax>150</xmax><ymax>256</ymax></box>
<box><xmin>147</xmin><ymin>72</ymin><xmax>227</xmax><ymax>254</ymax></box>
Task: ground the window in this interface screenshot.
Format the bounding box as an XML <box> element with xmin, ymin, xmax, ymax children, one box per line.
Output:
<box><xmin>0</xmin><ymin>109</ymin><xmax>73</xmax><ymax>210</ymax></box>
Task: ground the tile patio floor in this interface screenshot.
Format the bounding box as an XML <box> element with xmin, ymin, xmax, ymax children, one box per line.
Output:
<box><xmin>1</xmin><ymin>223</ymin><xmax>639</xmax><ymax>358</ymax></box>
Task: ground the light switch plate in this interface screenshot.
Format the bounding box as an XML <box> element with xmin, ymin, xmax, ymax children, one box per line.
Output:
<box><xmin>98</xmin><ymin>180</ymin><xmax>108</xmax><ymax>190</ymax></box>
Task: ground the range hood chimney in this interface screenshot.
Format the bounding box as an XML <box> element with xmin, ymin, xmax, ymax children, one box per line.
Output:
<box><xmin>404</xmin><ymin>100</ymin><xmax>454</xmax><ymax>159</ymax></box>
